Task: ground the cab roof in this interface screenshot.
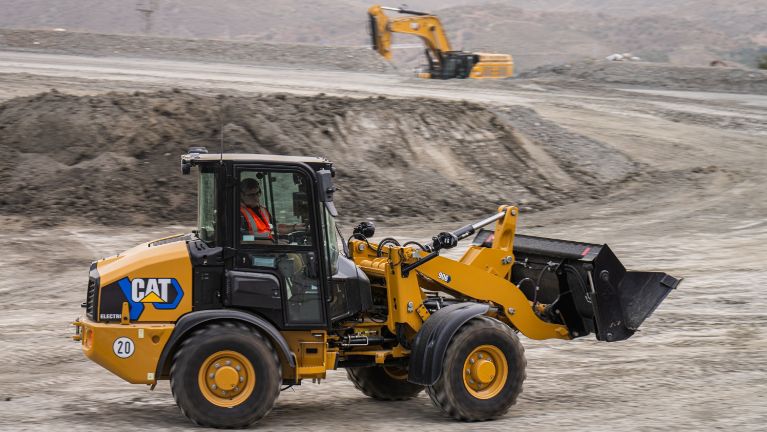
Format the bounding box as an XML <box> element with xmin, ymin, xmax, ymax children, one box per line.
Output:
<box><xmin>184</xmin><ymin>152</ymin><xmax>331</xmax><ymax>166</ymax></box>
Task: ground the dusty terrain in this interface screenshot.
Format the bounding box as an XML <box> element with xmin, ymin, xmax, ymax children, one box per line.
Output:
<box><xmin>2</xmin><ymin>0</ymin><xmax>765</xmax><ymax>69</ymax></box>
<box><xmin>0</xmin><ymin>34</ymin><xmax>766</xmax><ymax>431</ymax></box>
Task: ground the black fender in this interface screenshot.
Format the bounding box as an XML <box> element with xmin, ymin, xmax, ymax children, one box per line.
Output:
<box><xmin>155</xmin><ymin>309</ymin><xmax>296</xmax><ymax>379</ymax></box>
<box><xmin>407</xmin><ymin>302</ymin><xmax>489</xmax><ymax>386</ymax></box>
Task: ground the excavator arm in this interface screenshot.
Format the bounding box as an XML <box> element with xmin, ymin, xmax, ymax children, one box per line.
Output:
<box><xmin>368</xmin><ymin>4</ymin><xmax>451</xmax><ymax>62</ymax></box>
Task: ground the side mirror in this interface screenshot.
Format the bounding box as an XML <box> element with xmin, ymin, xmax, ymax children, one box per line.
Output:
<box><xmin>317</xmin><ymin>169</ymin><xmax>337</xmax><ymax>216</ymax></box>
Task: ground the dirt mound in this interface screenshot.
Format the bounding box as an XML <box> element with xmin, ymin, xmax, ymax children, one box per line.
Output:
<box><xmin>518</xmin><ymin>60</ymin><xmax>767</xmax><ymax>94</ymax></box>
<box><xmin>0</xmin><ymin>90</ymin><xmax>637</xmax><ymax>226</ymax></box>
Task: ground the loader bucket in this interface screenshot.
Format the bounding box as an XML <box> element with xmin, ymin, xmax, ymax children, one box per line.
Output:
<box><xmin>473</xmin><ymin>230</ymin><xmax>681</xmax><ymax>342</ymax></box>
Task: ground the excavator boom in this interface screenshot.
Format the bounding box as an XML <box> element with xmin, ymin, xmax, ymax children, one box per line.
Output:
<box><xmin>368</xmin><ymin>5</ymin><xmax>451</xmax><ymax>60</ymax></box>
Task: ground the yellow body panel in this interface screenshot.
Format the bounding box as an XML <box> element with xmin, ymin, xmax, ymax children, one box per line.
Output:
<box><xmin>282</xmin><ymin>331</ymin><xmax>334</xmax><ymax>380</ymax></box>
<box><xmin>96</xmin><ymin>239</ymin><xmax>193</xmax><ymax>322</ymax></box>
<box><xmin>470</xmin><ymin>59</ymin><xmax>514</xmax><ymax>79</ymax></box>
<box><xmin>75</xmin><ymin>316</ymin><xmax>173</xmax><ymax>384</ymax></box>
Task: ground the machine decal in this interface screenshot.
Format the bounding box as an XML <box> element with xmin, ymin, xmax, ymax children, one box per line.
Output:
<box><xmin>113</xmin><ymin>337</ymin><xmax>135</xmax><ymax>358</ymax></box>
<box><xmin>117</xmin><ymin>277</ymin><xmax>184</xmax><ymax>320</ymax></box>
<box><xmin>438</xmin><ymin>272</ymin><xmax>452</xmax><ymax>283</ymax></box>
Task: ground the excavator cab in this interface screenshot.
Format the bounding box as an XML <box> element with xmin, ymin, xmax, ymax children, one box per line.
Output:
<box><xmin>425</xmin><ymin>50</ymin><xmax>478</xmax><ymax>79</ymax></box>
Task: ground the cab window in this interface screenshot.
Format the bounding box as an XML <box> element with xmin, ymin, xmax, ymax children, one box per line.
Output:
<box><xmin>197</xmin><ymin>169</ymin><xmax>217</xmax><ymax>244</ymax></box>
<box><xmin>238</xmin><ymin>171</ymin><xmax>312</xmax><ymax>246</ymax></box>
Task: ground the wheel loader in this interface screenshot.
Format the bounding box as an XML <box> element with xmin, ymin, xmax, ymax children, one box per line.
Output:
<box><xmin>368</xmin><ymin>4</ymin><xmax>514</xmax><ymax>79</ymax></box>
<box><xmin>72</xmin><ymin>148</ymin><xmax>680</xmax><ymax>428</ymax></box>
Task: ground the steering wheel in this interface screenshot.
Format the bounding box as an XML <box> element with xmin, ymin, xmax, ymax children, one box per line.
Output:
<box><xmin>286</xmin><ymin>230</ymin><xmax>309</xmax><ymax>245</ymax></box>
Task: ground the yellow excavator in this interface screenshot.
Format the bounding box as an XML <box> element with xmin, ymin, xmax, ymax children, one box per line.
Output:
<box><xmin>368</xmin><ymin>4</ymin><xmax>514</xmax><ymax>79</ymax></box>
<box><xmin>73</xmin><ymin>149</ymin><xmax>679</xmax><ymax>428</ymax></box>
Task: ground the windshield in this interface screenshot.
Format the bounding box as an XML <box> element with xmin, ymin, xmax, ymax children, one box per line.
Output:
<box><xmin>197</xmin><ymin>170</ymin><xmax>217</xmax><ymax>244</ymax></box>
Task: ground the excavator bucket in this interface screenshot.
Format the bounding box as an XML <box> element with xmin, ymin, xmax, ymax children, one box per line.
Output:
<box><xmin>368</xmin><ymin>12</ymin><xmax>380</xmax><ymax>51</ymax></box>
<box><xmin>473</xmin><ymin>230</ymin><xmax>680</xmax><ymax>342</ymax></box>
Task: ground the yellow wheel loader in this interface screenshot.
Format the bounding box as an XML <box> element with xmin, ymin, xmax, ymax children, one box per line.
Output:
<box><xmin>73</xmin><ymin>148</ymin><xmax>680</xmax><ymax>428</ymax></box>
<box><xmin>368</xmin><ymin>4</ymin><xmax>514</xmax><ymax>79</ymax></box>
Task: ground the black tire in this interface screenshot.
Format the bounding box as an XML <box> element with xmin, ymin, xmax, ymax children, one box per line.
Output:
<box><xmin>426</xmin><ymin>316</ymin><xmax>526</xmax><ymax>421</ymax></box>
<box><xmin>346</xmin><ymin>365</ymin><xmax>425</xmax><ymax>401</ymax></box>
<box><xmin>170</xmin><ymin>321</ymin><xmax>281</xmax><ymax>428</ymax></box>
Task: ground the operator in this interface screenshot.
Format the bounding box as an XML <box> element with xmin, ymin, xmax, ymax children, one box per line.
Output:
<box><xmin>240</xmin><ymin>178</ymin><xmax>274</xmax><ymax>240</ymax></box>
<box><xmin>240</xmin><ymin>178</ymin><xmax>308</xmax><ymax>243</ymax></box>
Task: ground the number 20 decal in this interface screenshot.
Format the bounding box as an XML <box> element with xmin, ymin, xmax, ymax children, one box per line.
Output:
<box><xmin>113</xmin><ymin>337</ymin><xmax>135</xmax><ymax>359</ymax></box>
<box><xmin>438</xmin><ymin>272</ymin><xmax>452</xmax><ymax>283</ymax></box>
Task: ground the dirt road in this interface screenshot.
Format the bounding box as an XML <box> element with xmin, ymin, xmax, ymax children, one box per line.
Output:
<box><xmin>0</xmin><ymin>47</ymin><xmax>765</xmax><ymax>431</ymax></box>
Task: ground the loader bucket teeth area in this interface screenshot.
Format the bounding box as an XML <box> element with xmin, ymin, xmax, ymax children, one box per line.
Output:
<box><xmin>474</xmin><ymin>230</ymin><xmax>680</xmax><ymax>342</ymax></box>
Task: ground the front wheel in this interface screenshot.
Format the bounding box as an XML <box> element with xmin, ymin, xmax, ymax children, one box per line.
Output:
<box><xmin>426</xmin><ymin>316</ymin><xmax>526</xmax><ymax>421</ymax></box>
<box><xmin>170</xmin><ymin>321</ymin><xmax>281</xmax><ymax>428</ymax></box>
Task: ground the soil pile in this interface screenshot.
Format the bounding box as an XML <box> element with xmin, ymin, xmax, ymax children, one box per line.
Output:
<box><xmin>0</xmin><ymin>90</ymin><xmax>637</xmax><ymax>226</ymax></box>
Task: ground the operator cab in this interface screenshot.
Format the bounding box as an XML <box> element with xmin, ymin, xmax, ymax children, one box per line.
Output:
<box><xmin>181</xmin><ymin>148</ymin><xmax>372</xmax><ymax>330</ymax></box>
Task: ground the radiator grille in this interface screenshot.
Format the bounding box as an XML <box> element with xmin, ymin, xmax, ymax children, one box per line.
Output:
<box><xmin>86</xmin><ymin>276</ymin><xmax>98</xmax><ymax>321</ymax></box>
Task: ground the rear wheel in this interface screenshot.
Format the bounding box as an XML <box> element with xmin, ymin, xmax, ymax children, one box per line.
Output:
<box><xmin>170</xmin><ymin>321</ymin><xmax>281</xmax><ymax>428</ymax></box>
<box><xmin>346</xmin><ymin>365</ymin><xmax>425</xmax><ymax>400</ymax></box>
<box><xmin>426</xmin><ymin>316</ymin><xmax>526</xmax><ymax>420</ymax></box>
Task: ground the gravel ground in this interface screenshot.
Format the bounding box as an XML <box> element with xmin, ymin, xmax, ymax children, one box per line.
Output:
<box><xmin>0</xmin><ymin>29</ymin><xmax>394</xmax><ymax>73</ymax></box>
<box><xmin>518</xmin><ymin>59</ymin><xmax>767</xmax><ymax>95</ymax></box>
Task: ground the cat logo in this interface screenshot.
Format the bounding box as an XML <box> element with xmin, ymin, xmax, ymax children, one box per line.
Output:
<box><xmin>117</xmin><ymin>277</ymin><xmax>184</xmax><ymax>320</ymax></box>
<box><xmin>131</xmin><ymin>278</ymin><xmax>172</xmax><ymax>303</ymax></box>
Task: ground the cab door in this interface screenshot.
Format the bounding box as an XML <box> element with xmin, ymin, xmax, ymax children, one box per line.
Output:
<box><xmin>226</xmin><ymin>165</ymin><xmax>327</xmax><ymax>329</ymax></box>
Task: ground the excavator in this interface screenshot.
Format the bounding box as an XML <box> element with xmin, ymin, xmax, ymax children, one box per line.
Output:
<box><xmin>368</xmin><ymin>4</ymin><xmax>514</xmax><ymax>79</ymax></box>
<box><xmin>73</xmin><ymin>149</ymin><xmax>679</xmax><ymax>428</ymax></box>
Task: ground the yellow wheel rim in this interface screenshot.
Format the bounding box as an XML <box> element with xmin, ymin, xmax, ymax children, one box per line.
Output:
<box><xmin>462</xmin><ymin>344</ymin><xmax>508</xmax><ymax>400</ymax></box>
<box><xmin>198</xmin><ymin>350</ymin><xmax>256</xmax><ymax>407</ymax></box>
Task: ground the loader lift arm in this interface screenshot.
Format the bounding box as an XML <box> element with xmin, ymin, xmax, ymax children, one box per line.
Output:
<box><xmin>350</xmin><ymin>206</ymin><xmax>569</xmax><ymax>341</ymax></box>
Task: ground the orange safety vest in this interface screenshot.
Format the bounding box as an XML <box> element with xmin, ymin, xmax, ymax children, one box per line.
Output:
<box><xmin>240</xmin><ymin>205</ymin><xmax>273</xmax><ymax>238</ymax></box>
